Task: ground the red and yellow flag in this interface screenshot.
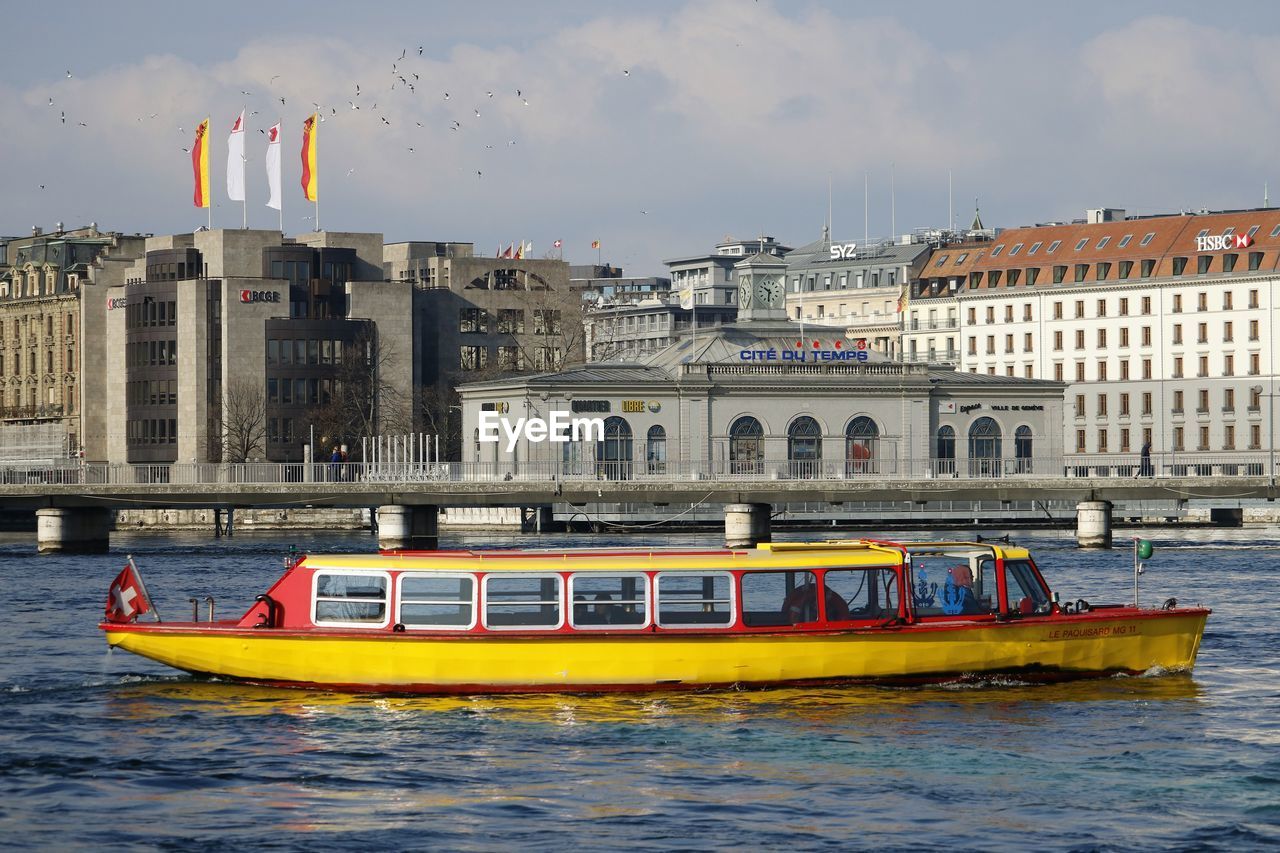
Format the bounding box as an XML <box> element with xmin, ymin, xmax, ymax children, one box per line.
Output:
<box><xmin>300</xmin><ymin>113</ymin><xmax>318</xmax><ymax>202</ymax></box>
<box><xmin>191</xmin><ymin>118</ymin><xmax>210</xmax><ymax>208</ymax></box>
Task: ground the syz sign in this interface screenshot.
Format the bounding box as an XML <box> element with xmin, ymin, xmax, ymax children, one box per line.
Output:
<box><xmin>240</xmin><ymin>290</ymin><xmax>281</xmax><ymax>304</ymax></box>
<box><xmin>1195</xmin><ymin>233</ymin><xmax>1254</xmax><ymax>252</ymax></box>
<box><xmin>828</xmin><ymin>242</ymin><xmax>858</xmax><ymax>260</ymax></box>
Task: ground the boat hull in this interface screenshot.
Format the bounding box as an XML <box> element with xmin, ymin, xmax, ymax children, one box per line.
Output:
<box><xmin>104</xmin><ymin>608</ymin><xmax>1208</xmax><ymax>693</ymax></box>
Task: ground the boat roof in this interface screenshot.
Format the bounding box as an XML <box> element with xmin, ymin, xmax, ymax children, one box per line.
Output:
<box><xmin>298</xmin><ymin>540</ymin><xmax>1031</xmax><ymax>573</ymax></box>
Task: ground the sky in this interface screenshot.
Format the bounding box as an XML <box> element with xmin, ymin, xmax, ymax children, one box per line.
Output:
<box><xmin>4</xmin><ymin>0</ymin><xmax>1280</xmax><ymax>276</ymax></box>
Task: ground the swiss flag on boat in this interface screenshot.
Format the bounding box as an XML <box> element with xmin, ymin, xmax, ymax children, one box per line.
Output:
<box><xmin>105</xmin><ymin>563</ymin><xmax>151</xmax><ymax>623</ymax></box>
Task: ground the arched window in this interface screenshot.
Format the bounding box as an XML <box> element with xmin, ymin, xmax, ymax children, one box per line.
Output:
<box><xmin>646</xmin><ymin>425</ymin><xmax>667</xmax><ymax>475</ymax></box>
<box><xmin>788</xmin><ymin>416</ymin><xmax>822</xmax><ymax>479</ymax></box>
<box><xmin>597</xmin><ymin>416</ymin><xmax>632</xmax><ymax>480</ymax></box>
<box><xmin>845</xmin><ymin>416</ymin><xmax>879</xmax><ymax>476</ymax></box>
<box><xmin>1014</xmin><ymin>425</ymin><xmax>1033</xmax><ymax>473</ymax></box>
<box><xmin>936</xmin><ymin>425</ymin><xmax>956</xmax><ymax>476</ymax></box>
<box><xmin>968</xmin><ymin>417</ymin><xmax>1002</xmax><ymax>477</ymax></box>
<box><xmin>729</xmin><ymin>416</ymin><xmax>764</xmax><ymax>475</ymax></box>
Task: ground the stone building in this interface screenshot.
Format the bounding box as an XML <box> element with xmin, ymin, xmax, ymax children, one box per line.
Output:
<box><xmin>92</xmin><ymin>228</ymin><xmax>410</xmax><ymax>464</ymax></box>
<box><xmin>459</xmin><ymin>252</ymin><xmax>1065</xmax><ymax>478</ymax></box>
<box><xmin>0</xmin><ymin>224</ymin><xmax>145</xmax><ymax>461</ymax></box>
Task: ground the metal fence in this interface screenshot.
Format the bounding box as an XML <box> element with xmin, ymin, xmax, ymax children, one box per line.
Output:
<box><xmin>1</xmin><ymin>452</ymin><xmax>1275</xmax><ymax>486</ymax></box>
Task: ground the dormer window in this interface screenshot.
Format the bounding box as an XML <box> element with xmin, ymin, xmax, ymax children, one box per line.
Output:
<box><xmin>990</xmin><ymin>245</ymin><xmax>1004</xmax><ymax>258</ymax></box>
<box><xmin>1074</xmin><ymin>238</ymin><xmax>1088</xmax><ymax>251</ymax></box>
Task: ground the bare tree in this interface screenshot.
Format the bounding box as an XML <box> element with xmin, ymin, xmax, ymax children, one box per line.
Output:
<box><xmin>222</xmin><ymin>379</ymin><xmax>266</xmax><ymax>463</ymax></box>
<box><xmin>307</xmin><ymin>326</ymin><xmax>410</xmax><ymax>459</ymax></box>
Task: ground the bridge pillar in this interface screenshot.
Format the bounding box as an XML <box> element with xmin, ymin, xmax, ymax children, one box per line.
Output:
<box><xmin>1075</xmin><ymin>500</ymin><xmax>1113</xmax><ymax>548</ymax></box>
<box><xmin>725</xmin><ymin>503</ymin><xmax>771</xmax><ymax>548</ymax></box>
<box><xmin>37</xmin><ymin>507</ymin><xmax>111</xmax><ymax>554</ymax></box>
<box><xmin>376</xmin><ymin>505</ymin><xmax>439</xmax><ymax>551</ymax></box>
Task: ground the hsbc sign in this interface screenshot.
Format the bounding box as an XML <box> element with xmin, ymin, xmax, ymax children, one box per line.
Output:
<box><xmin>240</xmin><ymin>290</ymin><xmax>281</xmax><ymax>304</ymax></box>
<box><xmin>1195</xmin><ymin>233</ymin><xmax>1254</xmax><ymax>252</ymax></box>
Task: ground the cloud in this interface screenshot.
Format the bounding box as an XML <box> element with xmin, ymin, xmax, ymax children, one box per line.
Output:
<box><xmin>3</xmin><ymin>4</ymin><xmax>1279</xmax><ymax>271</ymax></box>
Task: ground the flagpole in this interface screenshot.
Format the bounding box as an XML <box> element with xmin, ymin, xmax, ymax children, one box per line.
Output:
<box><xmin>278</xmin><ymin>117</ymin><xmax>284</xmax><ymax>233</ymax></box>
<box><xmin>127</xmin><ymin>554</ymin><xmax>163</xmax><ymax>622</ymax></box>
<box><xmin>242</xmin><ymin>105</ymin><xmax>248</xmax><ymax>230</ymax></box>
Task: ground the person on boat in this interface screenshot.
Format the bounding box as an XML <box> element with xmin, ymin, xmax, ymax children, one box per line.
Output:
<box><xmin>592</xmin><ymin>593</ymin><xmax>618</xmax><ymax>624</ymax></box>
<box><xmin>782</xmin><ymin>582</ymin><xmax>851</xmax><ymax>623</ymax></box>
<box><xmin>945</xmin><ymin>564</ymin><xmax>986</xmax><ymax>615</ymax></box>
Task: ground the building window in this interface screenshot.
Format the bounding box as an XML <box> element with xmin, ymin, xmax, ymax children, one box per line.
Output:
<box><xmin>1024</xmin><ymin>332</ymin><xmax>1033</xmax><ymax>352</ymax></box>
<box><xmin>968</xmin><ymin>417</ymin><xmax>1002</xmax><ymax>477</ymax></box>
<box><xmin>1053</xmin><ymin>265</ymin><xmax>1066</xmax><ymax>284</ymax></box>
<box><xmin>1173</xmin><ymin>294</ymin><xmax>1182</xmax><ymax>312</ymax></box>
<box><xmin>1141</xmin><ymin>260</ymin><xmax>1155</xmax><ymax>278</ymax></box>
<box><xmin>1120</xmin><ymin>327</ymin><xmax>1129</xmax><ymax>348</ymax></box>
<box><xmin>729</xmin><ymin>416</ymin><xmax>763</xmax><ymax>475</ymax></box>
<box><xmin>1197</xmin><ymin>322</ymin><xmax>1208</xmax><ymax>344</ymax></box>
<box><xmin>1074</xmin><ymin>264</ymin><xmax>1088</xmax><ymax>283</ymax></box>
<box><xmin>1198</xmin><ymin>355</ymin><xmax>1208</xmax><ymax>377</ymax></box>
<box><xmin>787</xmin><ymin>416</ymin><xmax>823</xmax><ymax>479</ymax></box>
<box><xmin>935</xmin><ymin>425</ymin><xmax>956</xmax><ymax>475</ymax></box>
<box><xmin>1142</xmin><ymin>326</ymin><xmax>1152</xmax><ymax>346</ymax></box>
<box><xmin>1173</xmin><ymin>426</ymin><xmax>1185</xmax><ymax>452</ymax></box>
<box><xmin>460</xmin><ymin>345</ymin><xmax>487</xmax><ymax>370</ymax></box>
<box><xmin>1250</xmin><ymin>319</ymin><xmax>1260</xmax><ymax>341</ymax></box>
<box><xmin>1074</xmin><ymin>300</ymin><xmax>1085</xmax><ymax>319</ymax></box>
<box><xmin>1172</xmin><ymin>390</ymin><xmax>1184</xmax><ymax>413</ymax></box>
<box><xmin>1053</xmin><ymin>363</ymin><xmax>1064</xmax><ymax>381</ymax></box>
<box><xmin>1023</xmin><ymin>304</ymin><xmax>1033</xmax><ymax>321</ymax></box>
<box><xmin>1173</xmin><ymin>257</ymin><xmax>1188</xmax><ymax>275</ymax></box>
<box><xmin>1097</xmin><ymin>328</ymin><xmax>1107</xmax><ymax>348</ymax></box>
<box><xmin>1223</xmin><ymin>291</ymin><xmax>1233</xmax><ymax>310</ymax></box>
<box><xmin>1097</xmin><ymin>360</ymin><xmax>1108</xmax><ymax>380</ymax></box>
<box><xmin>1249</xmin><ymin>252</ymin><xmax>1264</xmax><ymax>271</ymax></box>
<box><xmin>1096</xmin><ymin>262</ymin><xmax>1111</xmax><ymax>280</ymax></box>
<box><xmin>1223</xmin><ymin>321</ymin><xmax>1233</xmax><ymax>342</ymax></box>
<box><xmin>1249</xmin><ymin>288</ymin><xmax>1260</xmax><ymax>309</ymax></box>
<box><xmin>1120</xmin><ymin>359</ymin><xmax>1130</xmax><ymax>380</ymax></box>
<box><xmin>1097</xmin><ymin>394</ymin><xmax>1108</xmax><ymax>417</ymax></box>
<box><xmin>1052</xmin><ymin>301</ymin><xmax>1063</xmax><ymax>319</ymax></box>
<box><xmin>1198</xmin><ymin>426</ymin><xmax>1210</xmax><ymax>451</ymax></box>
<box><xmin>1172</xmin><ymin>357</ymin><xmax>1183</xmax><ymax>378</ymax></box>
<box><xmin>1097</xmin><ymin>429</ymin><xmax>1108</xmax><ymax>454</ymax></box>
<box><xmin>1142</xmin><ymin>392</ymin><xmax>1152</xmax><ymax>415</ymax></box>
<box><xmin>1075</xmin><ymin>329</ymin><xmax>1085</xmax><ymax>350</ymax></box>
<box><xmin>1223</xmin><ymin>254</ymin><xmax>1238</xmax><ymax>273</ymax></box>
<box><xmin>1075</xmin><ymin>362</ymin><xmax>1086</xmax><ymax>382</ymax></box>
<box><xmin>1119</xmin><ymin>261</ymin><xmax>1133</xmax><ymax>279</ymax></box>
<box><xmin>1197</xmin><ymin>255</ymin><xmax>1212</xmax><ymax>274</ymax></box>
<box><xmin>845</xmin><ymin>416</ymin><xmax>879</xmax><ymax>475</ymax></box>
<box><xmin>1142</xmin><ymin>358</ymin><xmax>1152</xmax><ymax>380</ymax></box>
<box><xmin>1172</xmin><ymin>324</ymin><xmax>1183</xmax><ymax>345</ymax></box>
<box><xmin>1224</xmin><ymin>388</ymin><xmax>1235</xmax><ymax>411</ymax></box>
<box><xmin>1053</xmin><ymin>330</ymin><xmax>1063</xmax><ymax>351</ymax></box>
<box><xmin>646</xmin><ymin>425</ymin><xmax>667</xmax><ymax>474</ymax></box>
<box><xmin>1198</xmin><ymin>389</ymin><xmax>1210</xmax><ymax>413</ymax></box>
<box><xmin>1075</xmin><ymin>429</ymin><xmax>1086</xmax><ymax>453</ymax></box>
<box><xmin>1197</xmin><ymin>292</ymin><xmax>1208</xmax><ymax>311</ymax></box>
<box><xmin>1120</xmin><ymin>392</ymin><xmax>1130</xmax><ymax>416</ymax></box>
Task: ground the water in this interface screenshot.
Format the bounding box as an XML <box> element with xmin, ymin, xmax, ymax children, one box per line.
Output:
<box><xmin>2</xmin><ymin>527</ymin><xmax>1278</xmax><ymax>850</ymax></box>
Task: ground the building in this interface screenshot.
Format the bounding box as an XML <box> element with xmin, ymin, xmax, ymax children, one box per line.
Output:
<box><xmin>665</xmin><ymin>234</ymin><xmax>792</xmax><ymax>308</ymax></box>
<box><xmin>94</xmin><ymin>229</ymin><xmax>410</xmax><ymax>464</ymax></box>
<box><xmin>459</xmin><ymin>252</ymin><xmax>1065</xmax><ymax>478</ymax></box>
<box><xmin>0</xmin><ymin>224</ymin><xmax>146</xmax><ymax>461</ymax></box>
<box><xmin>385</xmin><ymin>241</ymin><xmax>579</xmax><ymax>388</ymax></box>
<box><xmin>783</xmin><ymin>227</ymin><xmax>934</xmax><ymax>360</ymax></box>
<box><xmin>906</xmin><ymin>206</ymin><xmax>1280</xmax><ymax>471</ymax></box>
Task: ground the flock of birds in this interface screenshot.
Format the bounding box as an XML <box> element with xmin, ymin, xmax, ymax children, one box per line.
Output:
<box><xmin>38</xmin><ymin>48</ymin><xmax>645</xmax><ymax>241</ymax></box>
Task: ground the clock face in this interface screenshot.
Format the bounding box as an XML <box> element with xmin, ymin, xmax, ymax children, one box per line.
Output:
<box><xmin>737</xmin><ymin>281</ymin><xmax>753</xmax><ymax>307</ymax></box>
<box><xmin>757</xmin><ymin>277</ymin><xmax>783</xmax><ymax>307</ymax></box>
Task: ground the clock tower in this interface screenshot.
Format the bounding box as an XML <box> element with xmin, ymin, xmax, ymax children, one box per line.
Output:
<box><xmin>733</xmin><ymin>251</ymin><xmax>788</xmax><ymax>322</ymax></box>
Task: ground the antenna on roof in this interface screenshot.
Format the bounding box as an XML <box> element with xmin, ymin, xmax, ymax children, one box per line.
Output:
<box><xmin>1266</xmin><ymin>181</ymin><xmax>1270</xmax><ymax>209</ymax></box>
<box><xmin>863</xmin><ymin>170</ymin><xmax>869</xmax><ymax>247</ymax></box>
<box><xmin>948</xmin><ymin>170</ymin><xmax>954</xmax><ymax>233</ymax></box>
<box><xmin>891</xmin><ymin>162</ymin><xmax>896</xmax><ymax>240</ymax></box>
<box><xmin>827</xmin><ymin>173</ymin><xmax>833</xmax><ymax>246</ymax></box>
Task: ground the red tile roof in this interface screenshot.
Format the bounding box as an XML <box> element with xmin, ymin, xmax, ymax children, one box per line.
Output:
<box><xmin>913</xmin><ymin>209</ymin><xmax>1280</xmax><ymax>299</ymax></box>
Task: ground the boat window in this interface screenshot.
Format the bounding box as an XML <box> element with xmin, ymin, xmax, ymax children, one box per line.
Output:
<box><xmin>823</xmin><ymin>567</ymin><xmax>900</xmax><ymax>621</ymax></box>
<box><xmin>655</xmin><ymin>572</ymin><xmax>734</xmax><ymax>628</ymax></box>
<box><xmin>483</xmin><ymin>573</ymin><xmax>563</xmax><ymax>629</ymax></box>
<box><xmin>313</xmin><ymin>571</ymin><xmax>390</xmax><ymax>627</ymax></box>
<box><xmin>569</xmin><ymin>573</ymin><xmax>648</xmax><ymax>629</ymax></box>
<box><xmin>1003</xmin><ymin>560</ymin><xmax>1051</xmax><ymax>615</ymax></box>
<box><xmin>907</xmin><ymin>555</ymin><xmax>995</xmax><ymax>617</ymax></box>
<box><xmin>398</xmin><ymin>573</ymin><xmax>475</xmax><ymax>630</ymax></box>
<box><xmin>740</xmin><ymin>570</ymin><xmax>819</xmax><ymax>626</ymax></box>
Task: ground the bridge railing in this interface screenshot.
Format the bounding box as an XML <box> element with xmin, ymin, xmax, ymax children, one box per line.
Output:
<box><xmin>1</xmin><ymin>451</ymin><xmax>1275</xmax><ymax>487</ymax></box>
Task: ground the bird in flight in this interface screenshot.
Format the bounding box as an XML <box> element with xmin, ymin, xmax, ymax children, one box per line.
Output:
<box><xmin>48</xmin><ymin>97</ymin><xmax>54</xmax><ymax>106</ymax></box>
<box><xmin>380</xmin><ymin>116</ymin><xmax>390</xmax><ymax>125</ymax></box>
<box><xmin>474</xmin><ymin>108</ymin><xmax>480</xmax><ymax>117</ymax></box>
<box><xmin>476</xmin><ymin>170</ymin><xmax>482</xmax><ymax>178</ymax></box>
<box><xmin>346</xmin><ymin>168</ymin><xmax>355</xmax><ymax>176</ymax></box>
<box><xmin>66</xmin><ymin>69</ymin><xmax>72</xmax><ymax>78</ymax></box>
<box><xmin>279</xmin><ymin>97</ymin><xmax>286</xmax><ymax>105</ymax></box>
<box><xmin>349</xmin><ymin>101</ymin><xmax>360</xmax><ymax>110</ymax></box>
<box><xmin>60</xmin><ymin>111</ymin><xmax>65</xmax><ymax>124</ymax></box>
<box><xmin>623</xmin><ymin>69</ymin><xmax>630</xmax><ymax>76</ymax></box>
<box><xmin>418</xmin><ymin>46</ymin><xmax>423</xmax><ymax>55</ymax></box>
<box><xmin>398</xmin><ymin>48</ymin><xmax>406</xmax><ymax>61</ymax></box>
<box><xmin>240</xmin><ymin>89</ymin><xmax>252</xmax><ymax>95</ymax></box>
<box><xmin>444</xmin><ymin>92</ymin><xmax>450</xmax><ymax>100</ymax></box>
<box><xmin>270</xmin><ymin>74</ymin><xmax>281</xmax><ymax>83</ymax></box>
<box><xmin>487</xmin><ymin>91</ymin><xmax>493</xmax><ymax>98</ymax></box>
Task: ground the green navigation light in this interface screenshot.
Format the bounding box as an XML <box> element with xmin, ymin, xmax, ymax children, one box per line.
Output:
<box><xmin>1136</xmin><ymin>539</ymin><xmax>1154</xmax><ymax>560</ymax></box>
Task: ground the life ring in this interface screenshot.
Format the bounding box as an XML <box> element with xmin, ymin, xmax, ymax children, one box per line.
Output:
<box><xmin>782</xmin><ymin>584</ymin><xmax>850</xmax><ymax>622</ymax></box>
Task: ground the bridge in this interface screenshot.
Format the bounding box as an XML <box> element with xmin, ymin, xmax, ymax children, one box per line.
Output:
<box><xmin>4</xmin><ymin>455</ymin><xmax>1276</xmax><ymax>553</ymax></box>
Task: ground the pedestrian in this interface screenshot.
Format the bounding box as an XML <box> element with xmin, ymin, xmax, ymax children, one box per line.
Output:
<box><xmin>329</xmin><ymin>445</ymin><xmax>342</xmax><ymax>482</ymax></box>
<box><xmin>1139</xmin><ymin>439</ymin><xmax>1153</xmax><ymax>478</ymax></box>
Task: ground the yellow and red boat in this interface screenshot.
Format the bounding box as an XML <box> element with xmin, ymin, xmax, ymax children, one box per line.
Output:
<box><xmin>100</xmin><ymin>539</ymin><xmax>1209</xmax><ymax>693</ymax></box>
